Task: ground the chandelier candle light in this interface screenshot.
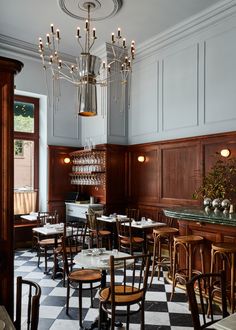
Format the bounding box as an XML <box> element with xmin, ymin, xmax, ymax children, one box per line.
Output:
<box><xmin>38</xmin><ymin>1</ymin><xmax>135</xmax><ymax>116</ymax></box>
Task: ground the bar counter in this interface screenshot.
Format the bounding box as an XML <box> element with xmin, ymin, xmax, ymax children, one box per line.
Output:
<box><xmin>163</xmin><ymin>206</ymin><xmax>236</xmax><ymax>273</ymax></box>
<box><xmin>163</xmin><ymin>207</ymin><xmax>236</xmax><ymax>227</ymax></box>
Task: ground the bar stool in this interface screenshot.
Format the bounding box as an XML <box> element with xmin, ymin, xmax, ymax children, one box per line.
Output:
<box><xmin>149</xmin><ymin>227</ymin><xmax>179</xmax><ymax>287</ymax></box>
<box><xmin>170</xmin><ymin>235</ymin><xmax>204</xmax><ymax>300</ymax></box>
<box><xmin>210</xmin><ymin>242</ymin><xmax>236</xmax><ymax>314</ymax></box>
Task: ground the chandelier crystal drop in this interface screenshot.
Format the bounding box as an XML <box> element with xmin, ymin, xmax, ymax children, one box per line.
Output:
<box><xmin>38</xmin><ymin>1</ymin><xmax>135</xmax><ymax>116</ymax></box>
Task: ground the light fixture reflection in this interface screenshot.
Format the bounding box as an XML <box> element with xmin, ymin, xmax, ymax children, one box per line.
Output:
<box><xmin>220</xmin><ymin>149</ymin><xmax>231</xmax><ymax>158</ymax></box>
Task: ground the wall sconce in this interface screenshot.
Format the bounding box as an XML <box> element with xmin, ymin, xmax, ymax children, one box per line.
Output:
<box><xmin>220</xmin><ymin>149</ymin><xmax>231</xmax><ymax>158</ymax></box>
<box><xmin>137</xmin><ymin>155</ymin><xmax>145</xmax><ymax>163</ymax></box>
<box><xmin>63</xmin><ymin>157</ymin><xmax>71</xmax><ymax>164</ymax></box>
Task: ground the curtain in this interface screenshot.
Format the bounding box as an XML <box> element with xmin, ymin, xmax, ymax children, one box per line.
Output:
<box><xmin>14</xmin><ymin>191</ymin><xmax>37</xmax><ymax>215</ymax></box>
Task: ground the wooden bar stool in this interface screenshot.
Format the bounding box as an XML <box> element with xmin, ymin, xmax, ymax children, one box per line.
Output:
<box><xmin>210</xmin><ymin>242</ymin><xmax>236</xmax><ymax>314</ymax></box>
<box><xmin>149</xmin><ymin>227</ymin><xmax>179</xmax><ymax>287</ymax></box>
<box><xmin>170</xmin><ymin>235</ymin><xmax>204</xmax><ymax>300</ymax></box>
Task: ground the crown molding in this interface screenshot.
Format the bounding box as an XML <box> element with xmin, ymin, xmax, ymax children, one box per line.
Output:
<box><xmin>136</xmin><ymin>0</ymin><xmax>236</xmax><ymax>62</ymax></box>
<box><xmin>1</xmin><ymin>0</ymin><xmax>236</xmax><ymax>63</ymax></box>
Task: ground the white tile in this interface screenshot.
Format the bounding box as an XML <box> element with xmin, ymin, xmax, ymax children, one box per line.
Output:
<box><xmin>49</xmin><ymin>287</ymin><xmax>69</xmax><ymax>296</ymax></box>
<box><xmin>38</xmin><ymin>278</ymin><xmax>60</xmax><ymax>287</ymax></box>
<box><xmin>84</xmin><ymin>308</ymin><xmax>99</xmax><ymax>321</ymax></box>
<box><xmin>145</xmin><ymin>311</ymin><xmax>170</xmax><ymax>325</ymax></box>
<box><xmin>167</xmin><ymin>301</ymin><xmax>191</xmax><ymax>314</ymax></box>
<box><xmin>146</xmin><ymin>291</ymin><xmax>167</xmax><ymax>301</ymax></box>
<box><xmin>39</xmin><ymin>305</ymin><xmax>63</xmax><ymax>319</ymax></box>
<box><xmin>24</xmin><ymin>272</ymin><xmax>45</xmax><ymax>279</ymax></box>
<box><xmin>171</xmin><ymin>327</ymin><xmax>193</xmax><ymax>330</ymax></box>
<box><xmin>50</xmin><ymin>319</ymin><xmax>79</xmax><ymax>330</ymax></box>
<box><xmin>14</xmin><ymin>260</ymin><xmax>27</xmax><ymax>266</ymax></box>
<box><xmin>15</xmin><ymin>266</ymin><xmax>37</xmax><ymax>272</ymax></box>
<box><xmin>68</xmin><ymin>296</ymin><xmax>92</xmax><ymax>308</ymax></box>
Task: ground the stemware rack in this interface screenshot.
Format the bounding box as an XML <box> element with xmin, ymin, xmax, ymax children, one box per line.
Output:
<box><xmin>69</xmin><ymin>149</ymin><xmax>106</xmax><ymax>186</ymax></box>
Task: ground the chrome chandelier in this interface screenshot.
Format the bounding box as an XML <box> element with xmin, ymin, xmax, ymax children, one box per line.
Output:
<box><xmin>38</xmin><ymin>1</ymin><xmax>135</xmax><ymax>116</ymax></box>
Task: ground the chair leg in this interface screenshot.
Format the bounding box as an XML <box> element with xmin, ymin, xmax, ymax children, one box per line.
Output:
<box><xmin>126</xmin><ymin>305</ymin><xmax>130</xmax><ymax>330</ymax></box>
<box><xmin>66</xmin><ymin>281</ymin><xmax>70</xmax><ymax>314</ymax></box>
<box><xmin>37</xmin><ymin>246</ymin><xmax>41</xmax><ymax>267</ymax></box>
<box><xmin>78</xmin><ymin>283</ymin><xmax>83</xmax><ymax>328</ymax></box>
<box><xmin>44</xmin><ymin>247</ymin><xmax>48</xmax><ymax>273</ymax></box>
<box><xmin>140</xmin><ymin>302</ymin><xmax>145</xmax><ymax>330</ymax></box>
<box><xmin>90</xmin><ymin>283</ymin><xmax>93</xmax><ymax>307</ymax></box>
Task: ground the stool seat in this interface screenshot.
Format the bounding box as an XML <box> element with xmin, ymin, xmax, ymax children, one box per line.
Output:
<box><xmin>149</xmin><ymin>226</ymin><xmax>179</xmax><ymax>287</ymax></box>
<box><xmin>212</xmin><ymin>242</ymin><xmax>236</xmax><ymax>253</ymax></box>
<box><xmin>171</xmin><ymin>234</ymin><xmax>204</xmax><ymax>300</ymax></box>
<box><xmin>174</xmin><ymin>235</ymin><xmax>204</xmax><ymax>244</ymax></box>
<box><xmin>211</xmin><ymin>241</ymin><xmax>236</xmax><ymax>313</ymax></box>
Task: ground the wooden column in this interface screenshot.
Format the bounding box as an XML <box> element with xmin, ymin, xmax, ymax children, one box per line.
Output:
<box><xmin>0</xmin><ymin>56</ymin><xmax>23</xmax><ymax>317</ymax></box>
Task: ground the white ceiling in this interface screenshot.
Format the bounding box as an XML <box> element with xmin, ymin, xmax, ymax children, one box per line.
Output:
<box><xmin>0</xmin><ymin>0</ymin><xmax>228</xmax><ymax>56</ymax></box>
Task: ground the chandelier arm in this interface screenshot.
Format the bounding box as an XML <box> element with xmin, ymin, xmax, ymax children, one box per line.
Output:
<box><xmin>76</xmin><ymin>38</ymin><xmax>85</xmax><ymax>53</ymax></box>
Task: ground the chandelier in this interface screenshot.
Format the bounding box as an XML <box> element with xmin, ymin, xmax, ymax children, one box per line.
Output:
<box><xmin>38</xmin><ymin>1</ymin><xmax>135</xmax><ymax>116</ymax></box>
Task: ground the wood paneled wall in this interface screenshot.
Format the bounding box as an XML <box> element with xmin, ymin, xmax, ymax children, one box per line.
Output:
<box><xmin>47</xmin><ymin>131</ymin><xmax>236</xmax><ymax>220</ymax></box>
<box><xmin>127</xmin><ymin>131</ymin><xmax>236</xmax><ymax>219</ymax></box>
<box><xmin>48</xmin><ymin>145</ymin><xmax>77</xmax><ymax>220</ymax></box>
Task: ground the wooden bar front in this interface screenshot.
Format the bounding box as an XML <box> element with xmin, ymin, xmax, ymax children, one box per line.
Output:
<box><xmin>164</xmin><ymin>208</ymin><xmax>236</xmax><ymax>273</ymax></box>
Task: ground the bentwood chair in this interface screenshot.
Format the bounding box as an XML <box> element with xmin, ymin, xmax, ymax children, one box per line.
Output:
<box><xmin>125</xmin><ymin>208</ymin><xmax>140</xmax><ymax>221</ymax></box>
<box><xmin>52</xmin><ymin>218</ymin><xmax>88</xmax><ymax>285</ymax></box>
<box><xmin>14</xmin><ymin>276</ymin><xmax>41</xmax><ymax>330</ymax></box>
<box><xmin>34</xmin><ymin>210</ymin><xmax>60</xmax><ymax>273</ymax></box>
<box><xmin>86</xmin><ymin>211</ymin><xmax>112</xmax><ymax>249</ymax></box>
<box><xmin>99</xmin><ymin>253</ymin><xmax>151</xmax><ymax>330</ymax></box>
<box><xmin>116</xmin><ymin>218</ymin><xmax>145</xmax><ymax>255</ymax></box>
<box><xmin>63</xmin><ymin>232</ymin><xmax>102</xmax><ymax>328</ymax></box>
<box><xmin>186</xmin><ymin>271</ymin><xmax>229</xmax><ymax>330</ymax></box>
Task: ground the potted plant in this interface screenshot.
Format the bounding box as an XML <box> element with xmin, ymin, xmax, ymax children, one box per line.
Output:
<box><xmin>193</xmin><ymin>153</ymin><xmax>236</xmax><ymax>209</ymax></box>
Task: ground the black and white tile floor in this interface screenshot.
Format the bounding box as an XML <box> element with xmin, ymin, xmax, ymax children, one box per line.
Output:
<box><xmin>14</xmin><ymin>249</ymin><xmax>194</xmax><ymax>330</ymax></box>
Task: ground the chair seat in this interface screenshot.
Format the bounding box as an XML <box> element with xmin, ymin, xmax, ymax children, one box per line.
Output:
<box><xmin>99</xmin><ymin>285</ymin><xmax>143</xmax><ymax>305</ymax></box>
<box><xmin>98</xmin><ymin>230</ymin><xmax>111</xmax><ymax>236</ymax></box>
<box><xmin>39</xmin><ymin>238</ymin><xmax>57</xmax><ymax>246</ymax></box>
<box><xmin>121</xmin><ymin>236</ymin><xmax>144</xmax><ymax>245</ymax></box>
<box><xmin>68</xmin><ymin>269</ymin><xmax>101</xmax><ymax>282</ymax></box>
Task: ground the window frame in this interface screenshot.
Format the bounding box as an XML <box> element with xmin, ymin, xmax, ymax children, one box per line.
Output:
<box><xmin>14</xmin><ymin>95</ymin><xmax>39</xmax><ymax>210</ymax></box>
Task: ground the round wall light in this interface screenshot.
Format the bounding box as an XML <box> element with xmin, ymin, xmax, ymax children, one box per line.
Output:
<box><xmin>63</xmin><ymin>157</ymin><xmax>71</xmax><ymax>164</ymax></box>
<box><xmin>220</xmin><ymin>149</ymin><xmax>231</xmax><ymax>158</ymax></box>
<box><xmin>137</xmin><ymin>155</ymin><xmax>145</xmax><ymax>163</ymax></box>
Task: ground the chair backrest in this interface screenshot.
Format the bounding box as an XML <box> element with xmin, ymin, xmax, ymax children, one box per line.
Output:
<box><xmin>14</xmin><ymin>276</ymin><xmax>41</xmax><ymax>330</ymax></box>
<box><xmin>186</xmin><ymin>270</ymin><xmax>228</xmax><ymax>330</ymax></box>
<box><xmin>109</xmin><ymin>253</ymin><xmax>151</xmax><ymax>307</ymax></box>
<box><xmin>62</xmin><ymin>228</ymin><xmax>90</xmax><ymax>276</ymax></box>
<box><xmin>125</xmin><ymin>208</ymin><xmax>139</xmax><ymax>221</ymax></box>
<box><xmin>37</xmin><ymin>210</ymin><xmax>59</xmax><ymax>226</ymax></box>
<box><xmin>116</xmin><ymin>218</ymin><xmax>133</xmax><ymax>253</ymax></box>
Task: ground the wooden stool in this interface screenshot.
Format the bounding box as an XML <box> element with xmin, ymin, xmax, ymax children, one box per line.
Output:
<box><xmin>210</xmin><ymin>242</ymin><xmax>236</xmax><ymax>314</ymax></box>
<box><xmin>149</xmin><ymin>227</ymin><xmax>179</xmax><ymax>287</ymax></box>
<box><xmin>171</xmin><ymin>235</ymin><xmax>204</xmax><ymax>300</ymax></box>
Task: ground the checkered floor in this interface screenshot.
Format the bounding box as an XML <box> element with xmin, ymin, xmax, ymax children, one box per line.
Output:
<box><xmin>14</xmin><ymin>249</ymin><xmax>194</xmax><ymax>329</ymax></box>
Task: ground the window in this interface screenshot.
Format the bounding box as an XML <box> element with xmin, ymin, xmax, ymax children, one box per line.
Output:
<box><xmin>14</xmin><ymin>95</ymin><xmax>39</xmax><ymax>214</ymax></box>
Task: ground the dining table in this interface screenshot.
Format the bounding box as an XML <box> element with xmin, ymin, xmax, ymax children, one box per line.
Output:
<box><xmin>0</xmin><ymin>305</ymin><xmax>15</xmax><ymax>329</ymax></box>
<box><xmin>74</xmin><ymin>249</ymin><xmax>132</xmax><ymax>329</ymax></box>
<box><xmin>122</xmin><ymin>218</ymin><xmax>167</xmax><ymax>252</ymax></box>
<box><xmin>32</xmin><ymin>223</ymin><xmax>69</xmax><ymax>276</ymax></box>
<box><xmin>208</xmin><ymin>313</ymin><xmax>236</xmax><ymax>329</ymax></box>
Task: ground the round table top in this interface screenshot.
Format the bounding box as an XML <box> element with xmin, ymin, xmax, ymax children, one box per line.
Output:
<box><xmin>74</xmin><ymin>249</ymin><xmax>132</xmax><ymax>270</ymax></box>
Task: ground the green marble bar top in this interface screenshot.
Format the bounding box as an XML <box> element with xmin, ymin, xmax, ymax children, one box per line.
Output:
<box><xmin>163</xmin><ymin>207</ymin><xmax>236</xmax><ymax>227</ymax></box>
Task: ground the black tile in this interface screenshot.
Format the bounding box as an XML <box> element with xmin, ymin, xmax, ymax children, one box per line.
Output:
<box><xmin>145</xmin><ymin>301</ymin><xmax>168</xmax><ymax>312</ymax></box>
<box><xmin>169</xmin><ymin>312</ymin><xmax>193</xmax><ymax>327</ymax></box>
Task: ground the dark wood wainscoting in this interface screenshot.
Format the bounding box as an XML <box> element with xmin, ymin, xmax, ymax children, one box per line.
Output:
<box><xmin>48</xmin><ymin>145</ymin><xmax>77</xmax><ymax>221</ymax></box>
<box><xmin>127</xmin><ymin>131</ymin><xmax>236</xmax><ymax>219</ymax></box>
